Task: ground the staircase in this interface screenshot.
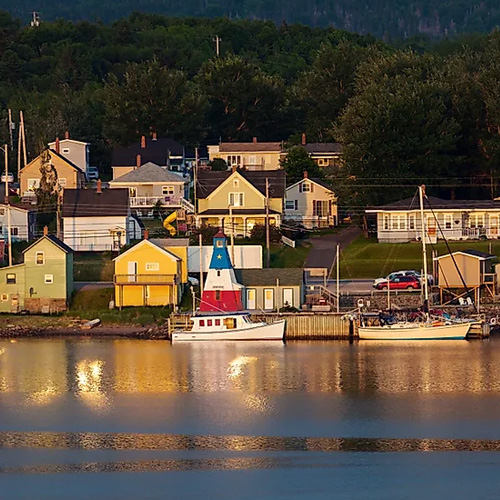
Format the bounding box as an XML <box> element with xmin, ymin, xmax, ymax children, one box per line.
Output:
<box><xmin>181</xmin><ymin>198</ymin><xmax>195</xmax><ymax>214</ymax></box>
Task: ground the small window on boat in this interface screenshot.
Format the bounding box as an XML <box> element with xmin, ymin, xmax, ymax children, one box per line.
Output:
<box><xmin>199</xmin><ymin>319</ymin><xmax>205</xmax><ymax>327</ymax></box>
<box><xmin>224</xmin><ymin>317</ymin><xmax>236</xmax><ymax>330</ymax></box>
<box><xmin>215</xmin><ymin>290</ymin><xmax>221</xmax><ymax>300</ymax></box>
<box><xmin>207</xmin><ymin>319</ymin><xmax>213</xmax><ymax>326</ymax></box>
<box><xmin>215</xmin><ymin>319</ymin><xmax>221</xmax><ymax>326</ymax></box>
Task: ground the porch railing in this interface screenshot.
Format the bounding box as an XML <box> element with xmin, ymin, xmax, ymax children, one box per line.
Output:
<box><xmin>130</xmin><ymin>196</ymin><xmax>183</xmax><ymax>207</ymax></box>
<box><xmin>114</xmin><ymin>274</ymin><xmax>177</xmax><ymax>285</ymax></box>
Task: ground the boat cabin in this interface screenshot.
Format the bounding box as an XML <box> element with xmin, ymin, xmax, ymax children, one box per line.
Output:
<box><xmin>192</xmin><ymin>313</ymin><xmax>253</xmax><ymax>332</ymax></box>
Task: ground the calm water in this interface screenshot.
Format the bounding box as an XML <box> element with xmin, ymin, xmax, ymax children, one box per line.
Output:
<box><xmin>2</xmin><ymin>338</ymin><xmax>500</xmax><ymax>499</ymax></box>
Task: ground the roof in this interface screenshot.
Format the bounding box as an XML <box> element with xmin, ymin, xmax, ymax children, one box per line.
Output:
<box><xmin>303</xmin><ymin>143</ymin><xmax>342</xmax><ymax>154</ymax></box>
<box><xmin>366</xmin><ymin>196</ymin><xmax>500</xmax><ymax>212</ymax></box>
<box><xmin>114</xmin><ymin>239</ymin><xmax>181</xmax><ymax>262</ymax></box>
<box><xmin>196</xmin><ymin>169</ymin><xmax>286</xmax><ymax>198</ymax></box>
<box><xmin>110</xmin><ymin>162</ymin><xmax>187</xmax><ymax>184</ymax></box>
<box><xmin>0</xmin><ymin>202</ymin><xmax>32</xmax><ymax>213</ymax></box>
<box><xmin>112</xmin><ymin>138</ymin><xmax>184</xmax><ymax>166</ymax></box>
<box><xmin>218</xmin><ymin>142</ymin><xmax>283</xmax><ymax>153</ymax></box>
<box><xmin>21</xmin><ymin>149</ymin><xmax>84</xmax><ymax>174</ymax></box>
<box><xmin>235</xmin><ymin>268</ymin><xmax>304</xmax><ymax>286</ymax></box>
<box><xmin>149</xmin><ymin>238</ymin><xmax>190</xmax><ymax>248</ymax></box>
<box><xmin>435</xmin><ymin>250</ymin><xmax>496</xmax><ymax>261</ymax></box>
<box><xmin>286</xmin><ymin>177</ymin><xmax>335</xmax><ymax>193</ymax></box>
<box><xmin>62</xmin><ymin>188</ymin><xmax>129</xmax><ymax>217</ymax></box>
<box><xmin>48</xmin><ymin>138</ymin><xmax>89</xmax><ymax>147</ymax></box>
<box><xmin>23</xmin><ymin>234</ymin><xmax>73</xmax><ymax>255</ymax></box>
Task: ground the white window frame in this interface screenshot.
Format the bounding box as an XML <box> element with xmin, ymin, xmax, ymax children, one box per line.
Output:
<box><xmin>62</xmin><ymin>148</ymin><xmax>70</xmax><ymax>154</ymax></box>
<box><xmin>162</xmin><ymin>186</ymin><xmax>175</xmax><ymax>195</ymax></box>
<box><xmin>391</xmin><ymin>215</ymin><xmax>399</xmax><ymax>230</ymax></box>
<box><xmin>399</xmin><ymin>215</ymin><xmax>406</xmax><ymax>230</ymax></box>
<box><xmin>229</xmin><ymin>192</ymin><xmax>244</xmax><ymax>207</ymax></box>
<box><xmin>145</xmin><ymin>262</ymin><xmax>159</xmax><ymax>271</ymax></box>
<box><xmin>58</xmin><ymin>178</ymin><xmax>67</xmax><ymax>187</ymax></box>
<box><xmin>36</xmin><ymin>251</ymin><xmax>45</xmax><ymax>265</ymax></box>
<box><xmin>1</xmin><ymin>294</ymin><xmax>7</xmax><ymax>301</ymax></box>
<box><xmin>302</xmin><ymin>182</ymin><xmax>311</xmax><ymax>193</ymax></box>
<box><xmin>10</xmin><ymin>227</ymin><xmax>18</xmax><ymax>236</ymax></box>
<box><xmin>27</xmin><ymin>179</ymin><xmax>40</xmax><ymax>191</ymax></box>
<box><xmin>409</xmin><ymin>214</ymin><xmax>415</xmax><ymax>230</ymax></box>
<box><xmin>44</xmin><ymin>274</ymin><xmax>53</xmax><ymax>284</ymax></box>
<box><xmin>285</xmin><ymin>200</ymin><xmax>297</xmax><ymax>210</ymax></box>
<box><xmin>233</xmin><ymin>179</ymin><xmax>239</xmax><ymax>188</ymax></box>
<box><xmin>383</xmin><ymin>215</ymin><xmax>389</xmax><ymax>231</ymax></box>
<box><xmin>444</xmin><ymin>214</ymin><xmax>452</xmax><ymax>230</ymax></box>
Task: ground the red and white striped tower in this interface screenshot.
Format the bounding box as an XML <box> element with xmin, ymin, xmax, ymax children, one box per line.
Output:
<box><xmin>199</xmin><ymin>231</ymin><xmax>243</xmax><ymax>312</ymax></box>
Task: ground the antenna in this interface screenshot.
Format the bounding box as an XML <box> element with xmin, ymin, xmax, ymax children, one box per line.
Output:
<box><xmin>30</xmin><ymin>12</ymin><xmax>40</xmax><ymax>27</ymax></box>
<box><xmin>213</xmin><ymin>35</ymin><xmax>221</xmax><ymax>57</ymax></box>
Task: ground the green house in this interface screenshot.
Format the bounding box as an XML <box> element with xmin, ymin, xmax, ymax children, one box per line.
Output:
<box><xmin>0</xmin><ymin>234</ymin><xmax>73</xmax><ymax>313</ymax></box>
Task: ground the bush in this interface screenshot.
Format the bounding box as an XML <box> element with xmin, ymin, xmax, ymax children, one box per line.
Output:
<box><xmin>190</xmin><ymin>225</ymin><xmax>220</xmax><ymax>244</ymax></box>
<box><xmin>250</xmin><ymin>223</ymin><xmax>281</xmax><ymax>242</ymax></box>
<box><xmin>208</xmin><ymin>158</ymin><xmax>228</xmax><ymax>171</ymax></box>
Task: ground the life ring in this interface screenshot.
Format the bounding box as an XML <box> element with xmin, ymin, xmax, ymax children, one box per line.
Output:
<box><xmin>490</xmin><ymin>317</ymin><xmax>497</xmax><ymax>326</ymax></box>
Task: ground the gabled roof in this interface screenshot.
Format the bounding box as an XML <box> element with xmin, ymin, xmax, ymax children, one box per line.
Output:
<box><xmin>110</xmin><ymin>162</ymin><xmax>187</xmax><ymax>184</ymax></box>
<box><xmin>366</xmin><ymin>196</ymin><xmax>500</xmax><ymax>212</ymax></box>
<box><xmin>235</xmin><ymin>268</ymin><xmax>304</xmax><ymax>286</ymax></box>
<box><xmin>62</xmin><ymin>188</ymin><xmax>129</xmax><ymax>217</ymax></box>
<box><xmin>218</xmin><ymin>142</ymin><xmax>283</xmax><ymax>153</ymax></box>
<box><xmin>23</xmin><ymin>234</ymin><xmax>73</xmax><ymax>255</ymax></box>
<box><xmin>303</xmin><ymin>143</ymin><xmax>342</xmax><ymax>154</ymax></box>
<box><xmin>435</xmin><ymin>250</ymin><xmax>496</xmax><ymax>261</ymax></box>
<box><xmin>113</xmin><ymin>239</ymin><xmax>181</xmax><ymax>262</ymax></box>
<box><xmin>112</xmin><ymin>138</ymin><xmax>184</xmax><ymax>166</ymax></box>
<box><xmin>21</xmin><ymin>148</ymin><xmax>84</xmax><ymax>174</ymax></box>
<box><xmin>286</xmin><ymin>177</ymin><xmax>335</xmax><ymax>193</ymax></box>
<box><xmin>196</xmin><ymin>169</ymin><xmax>286</xmax><ymax>199</ymax></box>
<box><xmin>149</xmin><ymin>238</ymin><xmax>190</xmax><ymax>248</ymax></box>
<box><xmin>48</xmin><ymin>138</ymin><xmax>89</xmax><ymax>147</ymax></box>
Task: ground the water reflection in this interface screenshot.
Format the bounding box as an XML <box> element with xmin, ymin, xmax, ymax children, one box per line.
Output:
<box><xmin>0</xmin><ymin>338</ymin><xmax>499</xmax><ymax>400</ymax></box>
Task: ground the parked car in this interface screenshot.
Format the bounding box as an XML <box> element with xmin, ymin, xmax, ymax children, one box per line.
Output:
<box><xmin>1</xmin><ymin>173</ymin><xmax>14</xmax><ymax>183</ymax></box>
<box><xmin>373</xmin><ymin>270</ymin><xmax>433</xmax><ymax>288</ymax></box>
<box><xmin>87</xmin><ymin>166</ymin><xmax>99</xmax><ymax>181</ymax></box>
<box><xmin>374</xmin><ymin>275</ymin><xmax>421</xmax><ymax>291</ymax></box>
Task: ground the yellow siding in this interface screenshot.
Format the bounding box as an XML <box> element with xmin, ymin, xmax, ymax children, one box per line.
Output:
<box><xmin>164</xmin><ymin>246</ymin><xmax>188</xmax><ymax>284</ymax></box>
<box><xmin>20</xmin><ymin>152</ymin><xmax>84</xmax><ymax>194</ymax></box>
<box><xmin>114</xmin><ymin>284</ymin><xmax>173</xmax><ymax>307</ymax></box>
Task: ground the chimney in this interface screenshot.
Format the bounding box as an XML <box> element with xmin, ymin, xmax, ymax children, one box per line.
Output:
<box><xmin>55</xmin><ymin>137</ymin><xmax>60</xmax><ymax>154</ymax></box>
<box><xmin>302</xmin><ymin>133</ymin><xmax>306</xmax><ymax>145</ymax></box>
<box><xmin>232</xmin><ymin>164</ymin><xmax>237</xmax><ymax>172</ymax></box>
<box><xmin>144</xmin><ymin>229</ymin><xmax>149</xmax><ymax>240</ymax></box>
<box><xmin>43</xmin><ymin>226</ymin><xmax>48</xmax><ymax>236</ymax></box>
<box><xmin>303</xmin><ymin>171</ymin><xmax>308</xmax><ymax>179</ymax></box>
<box><xmin>136</xmin><ymin>154</ymin><xmax>141</xmax><ymax>167</ymax></box>
<box><xmin>65</xmin><ymin>130</ymin><xmax>70</xmax><ymax>140</ymax></box>
<box><xmin>141</xmin><ymin>135</ymin><xmax>146</xmax><ymax>149</ymax></box>
<box><xmin>152</xmin><ymin>132</ymin><xmax>157</xmax><ymax>141</ymax></box>
<box><xmin>253</xmin><ymin>136</ymin><xmax>257</xmax><ymax>144</ymax></box>
<box><xmin>96</xmin><ymin>179</ymin><xmax>102</xmax><ymax>194</ymax></box>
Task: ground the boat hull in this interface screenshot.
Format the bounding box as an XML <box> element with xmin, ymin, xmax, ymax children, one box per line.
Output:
<box><xmin>172</xmin><ymin>319</ymin><xmax>286</xmax><ymax>342</ymax></box>
<box><xmin>358</xmin><ymin>322</ymin><xmax>471</xmax><ymax>340</ymax></box>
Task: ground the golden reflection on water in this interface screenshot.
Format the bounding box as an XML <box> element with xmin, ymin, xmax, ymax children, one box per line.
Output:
<box><xmin>1</xmin><ymin>338</ymin><xmax>500</xmax><ymax>399</ymax></box>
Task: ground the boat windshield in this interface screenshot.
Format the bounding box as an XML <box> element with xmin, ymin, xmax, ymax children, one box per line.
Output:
<box><xmin>224</xmin><ymin>317</ymin><xmax>236</xmax><ymax>330</ymax></box>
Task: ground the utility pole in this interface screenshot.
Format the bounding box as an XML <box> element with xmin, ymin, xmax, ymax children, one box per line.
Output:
<box><xmin>336</xmin><ymin>243</ymin><xmax>340</xmax><ymax>313</ymax></box>
<box><xmin>8</xmin><ymin>109</ymin><xmax>13</xmax><ymax>149</ymax></box>
<box><xmin>265</xmin><ymin>177</ymin><xmax>270</xmax><ymax>269</ymax></box>
<box><xmin>17</xmin><ymin>119</ymin><xmax>21</xmax><ymax>183</ymax></box>
<box><xmin>199</xmin><ymin>232</ymin><xmax>204</xmax><ymax>294</ymax></box>
<box><xmin>213</xmin><ymin>35</ymin><xmax>221</xmax><ymax>57</ymax></box>
<box><xmin>194</xmin><ymin>147</ymin><xmax>198</xmax><ymax>214</ymax></box>
<box><xmin>20</xmin><ymin>111</ymin><xmax>27</xmax><ymax>169</ymax></box>
<box><xmin>229</xmin><ymin>203</ymin><xmax>235</xmax><ymax>264</ymax></box>
<box><xmin>4</xmin><ymin>145</ymin><xmax>12</xmax><ymax>267</ymax></box>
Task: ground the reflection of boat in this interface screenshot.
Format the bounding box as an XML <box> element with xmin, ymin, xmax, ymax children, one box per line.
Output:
<box><xmin>171</xmin><ymin>311</ymin><xmax>285</xmax><ymax>342</ymax></box>
<box><xmin>359</xmin><ymin>185</ymin><xmax>472</xmax><ymax>341</ymax></box>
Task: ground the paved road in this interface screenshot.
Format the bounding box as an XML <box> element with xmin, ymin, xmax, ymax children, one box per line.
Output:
<box><xmin>304</xmin><ymin>225</ymin><xmax>362</xmax><ymax>274</ymax></box>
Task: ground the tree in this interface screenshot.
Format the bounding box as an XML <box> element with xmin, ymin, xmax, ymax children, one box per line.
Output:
<box><xmin>208</xmin><ymin>158</ymin><xmax>228</xmax><ymax>171</ymax></box>
<box><xmin>35</xmin><ymin>150</ymin><xmax>59</xmax><ymax>227</ymax></box>
<box><xmin>280</xmin><ymin>146</ymin><xmax>322</xmax><ymax>184</ymax></box>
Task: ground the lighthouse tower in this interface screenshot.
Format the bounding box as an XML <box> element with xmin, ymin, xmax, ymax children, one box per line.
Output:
<box><xmin>199</xmin><ymin>231</ymin><xmax>243</xmax><ymax>312</ymax></box>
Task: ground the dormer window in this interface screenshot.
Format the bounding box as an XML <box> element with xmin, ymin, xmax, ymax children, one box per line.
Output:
<box><xmin>302</xmin><ymin>182</ymin><xmax>311</xmax><ymax>192</ymax></box>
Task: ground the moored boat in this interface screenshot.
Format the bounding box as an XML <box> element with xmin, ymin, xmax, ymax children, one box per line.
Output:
<box><xmin>358</xmin><ymin>321</ymin><xmax>470</xmax><ymax>340</ymax></box>
<box><xmin>171</xmin><ymin>311</ymin><xmax>286</xmax><ymax>342</ymax></box>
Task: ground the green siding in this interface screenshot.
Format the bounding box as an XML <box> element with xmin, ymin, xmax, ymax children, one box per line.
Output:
<box><xmin>0</xmin><ymin>264</ymin><xmax>26</xmax><ymax>312</ymax></box>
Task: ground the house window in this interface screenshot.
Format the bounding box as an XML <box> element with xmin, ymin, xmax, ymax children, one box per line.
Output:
<box><xmin>0</xmin><ymin>208</ymin><xmax>5</xmax><ymax>216</ymax></box>
<box><xmin>129</xmin><ymin>187</ymin><xmax>137</xmax><ymax>197</ymax></box>
<box><xmin>383</xmin><ymin>215</ymin><xmax>389</xmax><ymax>230</ymax></box>
<box><xmin>233</xmin><ymin>179</ymin><xmax>239</xmax><ymax>188</ymax></box>
<box><xmin>27</xmin><ymin>179</ymin><xmax>40</xmax><ymax>191</ymax></box>
<box><xmin>318</xmin><ymin>158</ymin><xmax>329</xmax><ymax>167</ymax></box>
<box><xmin>36</xmin><ymin>252</ymin><xmax>45</xmax><ymax>265</ymax></box>
<box><xmin>62</xmin><ymin>148</ymin><xmax>70</xmax><ymax>154</ymax></box>
<box><xmin>58</xmin><ymin>178</ymin><xmax>67</xmax><ymax>187</ymax></box>
<box><xmin>1</xmin><ymin>294</ymin><xmax>7</xmax><ymax>301</ymax></box>
<box><xmin>313</xmin><ymin>200</ymin><xmax>329</xmax><ymax>217</ymax></box>
<box><xmin>229</xmin><ymin>192</ymin><xmax>244</xmax><ymax>207</ymax></box>
<box><xmin>215</xmin><ymin>290</ymin><xmax>221</xmax><ymax>300</ymax></box>
<box><xmin>227</xmin><ymin>155</ymin><xmax>241</xmax><ymax>167</ymax></box>
<box><xmin>302</xmin><ymin>182</ymin><xmax>311</xmax><ymax>192</ymax></box>
<box><xmin>6</xmin><ymin>273</ymin><xmax>15</xmax><ymax>284</ymax></box>
<box><xmin>391</xmin><ymin>215</ymin><xmax>399</xmax><ymax>230</ymax></box>
<box><xmin>445</xmin><ymin>214</ymin><xmax>452</xmax><ymax>230</ymax></box>
<box><xmin>44</xmin><ymin>274</ymin><xmax>53</xmax><ymax>284</ymax></box>
<box><xmin>10</xmin><ymin>227</ymin><xmax>18</xmax><ymax>236</ymax></box>
<box><xmin>285</xmin><ymin>200</ymin><xmax>297</xmax><ymax>210</ymax></box>
<box><xmin>146</xmin><ymin>262</ymin><xmax>159</xmax><ymax>271</ymax></box>
<box><xmin>162</xmin><ymin>186</ymin><xmax>175</xmax><ymax>195</ymax></box>
<box><xmin>399</xmin><ymin>215</ymin><xmax>406</xmax><ymax>230</ymax></box>
<box><xmin>409</xmin><ymin>215</ymin><xmax>415</xmax><ymax>230</ymax></box>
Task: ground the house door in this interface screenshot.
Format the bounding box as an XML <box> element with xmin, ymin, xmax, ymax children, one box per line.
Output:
<box><xmin>128</xmin><ymin>261</ymin><xmax>138</xmax><ymax>282</ymax></box>
<box><xmin>282</xmin><ymin>288</ymin><xmax>294</xmax><ymax>308</ymax></box>
<box><xmin>491</xmin><ymin>216</ymin><xmax>498</xmax><ymax>237</ymax></box>
<box><xmin>246</xmin><ymin>289</ymin><xmax>256</xmax><ymax>310</ymax></box>
<box><xmin>264</xmin><ymin>288</ymin><xmax>274</xmax><ymax>310</ymax></box>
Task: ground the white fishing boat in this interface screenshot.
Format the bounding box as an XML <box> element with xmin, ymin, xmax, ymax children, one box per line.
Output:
<box><xmin>171</xmin><ymin>311</ymin><xmax>286</xmax><ymax>342</ymax></box>
<box><xmin>359</xmin><ymin>185</ymin><xmax>473</xmax><ymax>341</ymax></box>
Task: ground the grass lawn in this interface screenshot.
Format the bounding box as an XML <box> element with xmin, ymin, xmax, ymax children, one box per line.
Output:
<box><xmin>340</xmin><ymin>236</ymin><xmax>500</xmax><ymax>279</ymax></box>
<box><xmin>270</xmin><ymin>241</ymin><xmax>312</xmax><ymax>268</ymax></box>
<box><xmin>73</xmin><ymin>252</ymin><xmax>114</xmax><ymax>281</ymax></box>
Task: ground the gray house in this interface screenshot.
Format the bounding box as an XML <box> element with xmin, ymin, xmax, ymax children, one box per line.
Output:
<box><xmin>235</xmin><ymin>268</ymin><xmax>304</xmax><ymax>311</ymax></box>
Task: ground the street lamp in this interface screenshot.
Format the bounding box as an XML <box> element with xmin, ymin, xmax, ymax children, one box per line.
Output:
<box><xmin>0</xmin><ymin>144</ymin><xmax>12</xmax><ymax>266</ymax></box>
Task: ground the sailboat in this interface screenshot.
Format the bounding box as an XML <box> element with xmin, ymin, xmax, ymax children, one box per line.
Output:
<box><xmin>358</xmin><ymin>185</ymin><xmax>473</xmax><ymax>340</ymax></box>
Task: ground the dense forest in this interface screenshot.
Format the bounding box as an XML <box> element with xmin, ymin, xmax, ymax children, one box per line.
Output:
<box><xmin>2</xmin><ymin>11</ymin><xmax>500</xmax><ymax>207</ymax></box>
<box><xmin>4</xmin><ymin>0</ymin><xmax>500</xmax><ymax>38</ymax></box>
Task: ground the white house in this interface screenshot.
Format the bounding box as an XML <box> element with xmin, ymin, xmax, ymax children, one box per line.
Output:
<box><xmin>109</xmin><ymin>162</ymin><xmax>193</xmax><ymax>214</ymax></box>
<box><xmin>62</xmin><ymin>182</ymin><xmax>141</xmax><ymax>252</ymax></box>
<box><xmin>366</xmin><ymin>196</ymin><xmax>500</xmax><ymax>243</ymax></box>
<box><xmin>48</xmin><ymin>133</ymin><xmax>90</xmax><ymax>176</ymax></box>
<box><xmin>284</xmin><ymin>173</ymin><xmax>338</xmax><ymax>229</ymax></box>
<box><xmin>0</xmin><ymin>204</ymin><xmax>36</xmax><ymax>242</ymax></box>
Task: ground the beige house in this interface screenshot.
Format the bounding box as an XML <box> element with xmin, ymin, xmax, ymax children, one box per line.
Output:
<box><xmin>195</xmin><ymin>169</ymin><xmax>285</xmax><ymax>237</ymax></box>
<box><xmin>284</xmin><ymin>174</ymin><xmax>338</xmax><ymax>228</ymax></box>
<box><xmin>20</xmin><ymin>149</ymin><xmax>86</xmax><ymax>198</ymax></box>
<box><xmin>207</xmin><ymin>138</ymin><xmax>284</xmax><ymax>171</ymax></box>
<box><xmin>48</xmin><ymin>134</ymin><xmax>90</xmax><ymax>173</ymax></box>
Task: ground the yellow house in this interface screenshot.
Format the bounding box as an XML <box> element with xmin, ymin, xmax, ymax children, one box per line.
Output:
<box><xmin>195</xmin><ymin>169</ymin><xmax>285</xmax><ymax>237</ymax></box>
<box><xmin>113</xmin><ymin>238</ymin><xmax>188</xmax><ymax>308</ymax></box>
<box><xmin>20</xmin><ymin>148</ymin><xmax>86</xmax><ymax>197</ymax></box>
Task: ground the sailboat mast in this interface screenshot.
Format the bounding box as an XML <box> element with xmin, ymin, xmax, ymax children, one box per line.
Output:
<box><xmin>419</xmin><ymin>185</ymin><xmax>429</xmax><ymax>312</ymax></box>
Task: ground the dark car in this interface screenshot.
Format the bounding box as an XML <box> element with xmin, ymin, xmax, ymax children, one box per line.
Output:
<box><xmin>374</xmin><ymin>275</ymin><xmax>421</xmax><ymax>291</ymax></box>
